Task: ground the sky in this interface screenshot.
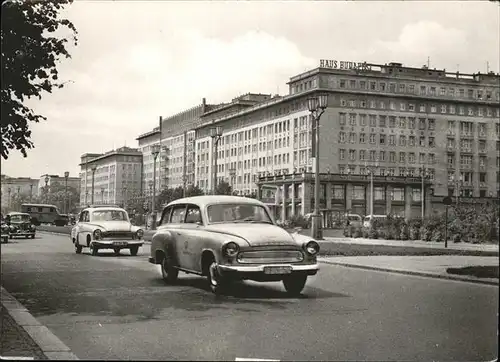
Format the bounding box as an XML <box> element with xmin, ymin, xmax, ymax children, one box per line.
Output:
<box><xmin>2</xmin><ymin>0</ymin><xmax>499</xmax><ymax>179</ymax></box>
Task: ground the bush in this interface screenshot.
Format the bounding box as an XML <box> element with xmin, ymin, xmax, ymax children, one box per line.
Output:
<box><xmin>431</xmin><ymin>229</ymin><xmax>444</xmax><ymax>242</ymax></box>
<box><xmin>353</xmin><ymin>226</ymin><xmax>362</xmax><ymax>238</ymax></box>
<box><xmin>408</xmin><ymin>218</ymin><xmax>422</xmax><ymax>240</ymax></box>
<box><xmin>400</xmin><ymin>223</ymin><xmax>409</xmax><ymax>240</ymax></box>
<box><xmin>368</xmin><ymin>226</ymin><xmax>378</xmax><ymax>239</ymax></box>
<box><xmin>362</xmin><ymin>227</ymin><xmax>369</xmax><ymax>238</ymax></box>
<box><xmin>288</xmin><ymin>215</ymin><xmax>309</xmax><ymax>229</ymax></box>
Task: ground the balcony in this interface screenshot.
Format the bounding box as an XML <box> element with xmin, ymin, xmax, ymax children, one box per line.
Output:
<box><xmin>478</xmin><ymin>148</ymin><xmax>487</xmax><ymax>155</ymax></box>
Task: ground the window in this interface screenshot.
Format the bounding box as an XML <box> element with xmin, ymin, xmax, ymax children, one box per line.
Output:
<box><xmin>399</xmin><ymin>152</ymin><xmax>406</xmax><ymax>163</ymax></box>
<box><xmin>352</xmin><ymin>185</ymin><xmax>365</xmax><ymax>200</ymax></box>
<box><xmin>399</xmin><ymin>135</ymin><xmax>406</xmax><ymax>146</ymax></box>
<box><xmin>339</xmin><ymin>132</ymin><xmax>346</xmax><ymax>143</ymax></box>
<box><xmin>428</xmin><ymin>119</ymin><xmax>435</xmax><ymax>130</ymax></box>
<box><xmin>391</xmin><ymin>187</ymin><xmax>405</xmax><ymax>201</ymax></box>
<box><xmin>185</xmin><ymin>205</ymin><xmax>202</xmax><ymax>224</ymax></box>
<box><xmin>369</xmin><ymin>134</ymin><xmax>376</xmax><ymax>144</ymax></box>
<box><xmin>380</xmin><ymin>134</ymin><xmax>386</xmax><ymax>145</ymax></box>
<box><xmin>389</xmin><ymin>116</ymin><xmax>396</xmax><ymax>128</ymax></box>
<box><xmin>369</xmin><ymin>115</ymin><xmax>377</xmax><ymax>127</ymax></box>
<box><xmin>170</xmin><ymin>205</ymin><xmax>186</xmax><ymax>223</ymax></box>
<box><xmin>360</xmin><ymin>114</ymin><xmax>367</xmax><ymax>126</ymax></box>
<box><xmin>399</xmin><ymin>117</ymin><xmax>406</xmax><ymax>128</ymax></box>
<box><xmin>332</xmin><ymin>185</ymin><xmax>345</xmax><ymax>199</ymax></box>
<box><xmin>409</xmin><ymin>136</ymin><xmax>416</xmax><ymax>146</ymax></box>
<box><xmin>389</xmin><ymin>135</ymin><xmax>396</xmax><ymax>146</ymax></box>
<box><xmin>339</xmin><ymin>113</ymin><xmax>346</xmax><ymax>125</ymax></box>
<box><xmin>349</xmin><ymin>132</ymin><xmax>356</xmax><ymax>143</ymax></box>
<box><xmin>349</xmin><ymin>113</ymin><xmax>357</xmax><ymax>126</ymax></box>
<box><xmin>160</xmin><ymin>207</ymin><xmax>173</xmax><ymax>225</ymax></box>
<box><xmin>359</xmin><ymin>133</ymin><xmax>366</xmax><ymax>143</ymax></box>
<box><xmin>374</xmin><ymin>187</ymin><xmax>385</xmax><ymax>201</ymax></box>
<box><xmin>339</xmin><ymin>149</ymin><xmax>345</xmax><ymax>160</ymax></box>
<box><xmin>379</xmin><ymin>116</ymin><xmax>386</xmax><ymax>127</ymax></box>
<box><xmin>359</xmin><ymin>150</ymin><xmax>366</xmax><ymax>161</ymax></box>
<box><xmin>412</xmin><ymin>188</ymin><xmax>421</xmax><ymax>202</ymax></box>
<box><xmin>408</xmin><ymin>104</ymin><xmax>415</xmax><ymax>111</ymax></box>
<box><xmin>389</xmin><ymin>152</ymin><xmax>396</xmax><ymax>163</ymax></box>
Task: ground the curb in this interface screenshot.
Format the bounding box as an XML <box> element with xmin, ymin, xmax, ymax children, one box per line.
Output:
<box><xmin>319</xmin><ymin>260</ymin><xmax>500</xmax><ymax>286</ymax></box>
<box><xmin>1</xmin><ymin>287</ymin><xmax>79</xmax><ymax>360</ymax></box>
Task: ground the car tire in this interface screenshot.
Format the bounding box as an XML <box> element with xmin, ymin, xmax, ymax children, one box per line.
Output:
<box><xmin>130</xmin><ymin>246</ymin><xmax>139</xmax><ymax>256</ymax></box>
<box><xmin>207</xmin><ymin>261</ymin><xmax>228</xmax><ymax>295</ymax></box>
<box><xmin>31</xmin><ymin>234</ymin><xmax>35</xmax><ymax>239</ymax></box>
<box><xmin>113</xmin><ymin>248</ymin><xmax>120</xmax><ymax>256</ymax></box>
<box><xmin>9</xmin><ymin>234</ymin><xmax>13</xmax><ymax>239</ymax></box>
<box><xmin>282</xmin><ymin>274</ymin><xmax>307</xmax><ymax>296</ymax></box>
<box><xmin>161</xmin><ymin>256</ymin><xmax>179</xmax><ymax>284</ymax></box>
<box><xmin>90</xmin><ymin>243</ymin><xmax>99</xmax><ymax>256</ymax></box>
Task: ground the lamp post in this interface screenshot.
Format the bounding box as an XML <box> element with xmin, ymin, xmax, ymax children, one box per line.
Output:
<box><xmin>418</xmin><ymin>165</ymin><xmax>431</xmax><ymax>220</ymax></box>
<box><xmin>90</xmin><ymin>165</ymin><xmax>97</xmax><ymax>204</ymax></box>
<box><xmin>451</xmin><ymin>174</ymin><xmax>463</xmax><ymax>206</ymax></box>
<box><xmin>151</xmin><ymin>144</ymin><xmax>161</xmax><ymax>229</ymax></box>
<box><xmin>365</xmin><ymin>160</ymin><xmax>380</xmax><ymax>217</ymax></box>
<box><xmin>29</xmin><ymin>184</ymin><xmax>34</xmax><ymax>202</ymax></box>
<box><xmin>123</xmin><ymin>186</ymin><xmax>127</xmax><ymax>210</ymax></box>
<box><xmin>44</xmin><ymin>176</ymin><xmax>49</xmax><ymax>203</ymax></box>
<box><xmin>7</xmin><ymin>188</ymin><xmax>11</xmax><ymax>209</ymax></box>
<box><xmin>210</xmin><ymin>126</ymin><xmax>223</xmax><ymax>194</ymax></box>
<box><xmin>307</xmin><ymin>94</ymin><xmax>328</xmax><ymax>240</ymax></box>
<box><xmin>100</xmin><ymin>187</ymin><xmax>105</xmax><ymax>205</ymax></box>
<box><xmin>64</xmin><ymin>171</ymin><xmax>69</xmax><ymax>214</ymax></box>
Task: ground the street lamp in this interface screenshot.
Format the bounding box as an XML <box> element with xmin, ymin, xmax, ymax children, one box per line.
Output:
<box><xmin>29</xmin><ymin>184</ymin><xmax>34</xmax><ymax>202</ymax></box>
<box><xmin>210</xmin><ymin>126</ymin><xmax>223</xmax><ymax>194</ymax></box>
<box><xmin>7</xmin><ymin>188</ymin><xmax>11</xmax><ymax>209</ymax></box>
<box><xmin>451</xmin><ymin>174</ymin><xmax>463</xmax><ymax>206</ymax></box>
<box><xmin>123</xmin><ymin>186</ymin><xmax>128</xmax><ymax>210</ymax></box>
<box><xmin>90</xmin><ymin>165</ymin><xmax>97</xmax><ymax>204</ymax></box>
<box><xmin>418</xmin><ymin>166</ymin><xmax>431</xmax><ymax>220</ymax></box>
<box><xmin>307</xmin><ymin>94</ymin><xmax>328</xmax><ymax>240</ymax></box>
<box><xmin>100</xmin><ymin>187</ymin><xmax>105</xmax><ymax>205</ymax></box>
<box><xmin>44</xmin><ymin>175</ymin><xmax>49</xmax><ymax>203</ymax></box>
<box><xmin>365</xmin><ymin>160</ymin><xmax>380</xmax><ymax>218</ymax></box>
<box><xmin>64</xmin><ymin>171</ymin><xmax>69</xmax><ymax>214</ymax></box>
<box><xmin>151</xmin><ymin>144</ymin><xmax>161</xmax><ymax>229</ymax></box>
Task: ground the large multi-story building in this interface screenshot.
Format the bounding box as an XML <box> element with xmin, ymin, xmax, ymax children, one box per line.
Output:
<box><xmin>193</xmin><ymin>61</ymin><xmax>500</xmax><ymax>221</ymax></box>
<box><xmin>78</xmin><ymin>147</ymin><xmax>142</xmax><ymax>207</ymax></box>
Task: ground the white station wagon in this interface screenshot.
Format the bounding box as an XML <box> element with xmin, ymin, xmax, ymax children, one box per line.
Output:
<box><xmin>71</xmin><ymin>206</ymin><xmax>144</xmax><ymax>256</ymax></box>
<box><xmin>149</xmin><ymin>195</ymin><xmax>320</xmax><ymax>295</ymax></box>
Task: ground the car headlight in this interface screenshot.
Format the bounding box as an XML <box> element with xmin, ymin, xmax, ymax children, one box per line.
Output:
<box><xmin>304</xmin><ymin>240</ymin><xmax>320</xmax><ymax>256</ymax></box>
<box><xmin>93</xmin><ymin>229</ymin><xmax>102</xmax><ymax>240</ymax></box>
<box><xmin>136</xmin><ymin>229</ymin><xmax>144</xmax><ymax>239</ymax></box>
<box><xmin>222</xmin><ymin>241</ymin><xmax>239</xmax><ymax>257</ymax></box>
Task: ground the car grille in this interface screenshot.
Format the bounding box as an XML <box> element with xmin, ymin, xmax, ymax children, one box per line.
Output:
<box><xmin>103</xmin><ymin>231</ymin><xmax>132</xmax><ymax>239</ymax></box>
<box><xmin>237</xmin><ymin>250</ymin><xmax>304</xmax><ymax>264</ymax></box>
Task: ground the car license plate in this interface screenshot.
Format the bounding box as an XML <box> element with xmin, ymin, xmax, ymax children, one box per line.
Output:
<box><xmin>264</xmin><ymin>266</ymin><xmax>292</xmax><ymax>275</ymax></box>
<box><xmin>113</xmin><ymin>241</ymin><xmax>127</xmax><ymax>246</ymax></box>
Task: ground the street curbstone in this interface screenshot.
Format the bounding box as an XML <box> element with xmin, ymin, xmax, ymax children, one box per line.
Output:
<box><xmin>320</xmin><ymin>260</ymin><xmax>499</xmax><ymax>286</ymax></box>
<box><xmin>1</xmin><ymin>287</ymin><xmax>79</xmax><ymax>360</ymax></box>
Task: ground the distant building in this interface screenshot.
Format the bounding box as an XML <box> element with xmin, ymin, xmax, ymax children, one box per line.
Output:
<box><xmin>1</xmin><ymin>176</ymin><xmax>39</xmax><ymax>211</ymax></box>
<box><xmin>79</xmin><ymin>147</ymin><xmax>142</xmax><ymax>207</ymax></box>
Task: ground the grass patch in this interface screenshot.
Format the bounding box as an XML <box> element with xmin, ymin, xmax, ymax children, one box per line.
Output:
<box><xmin>446</xmin><ymin>266</ymin><xmax>499</xmax><ymax>279</ymax></box>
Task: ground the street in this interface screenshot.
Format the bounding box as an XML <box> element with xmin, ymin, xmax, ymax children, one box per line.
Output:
<box><xmin>1</xmin><ymin>233</ymin><xmax>498</xmax><ymax>361</ymax></box>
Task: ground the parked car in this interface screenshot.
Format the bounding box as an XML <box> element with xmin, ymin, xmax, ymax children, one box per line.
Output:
<box><xmin>1</xmin><ymin>216</ymin><xmax>9</xmax><ymax>243</ymax></box>
<box><xmin>148</xmin><ymin>195</ymin><xmax>320</xmax><ymax>295</ymax></box>
<box><xmin>70</xmin><ymin>206</ymin><xmax>144</xmax><ymax>256</ymax></box>
<box><xmin>345</xmin><ymin>214</ymin><xmax>363</xmax><ymax>228</ymax></box>
<box><xmin>363</xmin><ymin>214</ymin><xmax>387</xmax><ymax>228</ymax></box>
<box><xmin>5</xmin><ymin>212</ymin><xmax>36</xmax><ymax>239</ymax></box>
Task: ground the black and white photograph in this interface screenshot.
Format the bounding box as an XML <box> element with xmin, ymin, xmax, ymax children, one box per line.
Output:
<box><xmin>1</xmin><ymin>0</ymin><xmax>499</xmax><ymax>360</ymax></box>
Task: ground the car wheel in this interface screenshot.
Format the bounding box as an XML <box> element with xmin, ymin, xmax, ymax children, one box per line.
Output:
<box><xmin>161</xmin><ymin>256</ymin><xmax>179</xmax><ymax>284</ymax></box>
<box><xmin>90</xmin><ymin>243</ymin><xmax>99</xmax><ymax>256</ymax></box>
<box><xmin>31</xmin><ymin>234</ymin><xmax>35</xmax><ymax>239</ymax></box>
<box><xmin>282</xmin><ymin>274</ymin><xmax>307</xmax><ymax>296</ymax></box>
<box><xmin>130</xmin><ymin>246</ymin><xmax>139</xmax><ymax>256</ymax></box>
<box><xmin>207</xmin><ymin>261</ymin><xmax>228</xmax><ymax>295</ymax></box>
<box><xmin>9</xmin><ymin>234</ymin><xmax>13</xmax><ymax>239</ymax></box>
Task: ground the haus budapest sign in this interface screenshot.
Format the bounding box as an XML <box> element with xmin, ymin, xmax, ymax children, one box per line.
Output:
<box><xmin>320</xmin><ymin>59</ymin><xmax>371</xmax><ymax>71</ymax></box>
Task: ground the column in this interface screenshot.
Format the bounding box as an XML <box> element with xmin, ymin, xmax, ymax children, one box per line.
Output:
<box><xmin>326</xmin><ymin>183</ymin><xmax>332</xmax><ymax>209</ymax></box>
<box><xmin>345</xmin><ymin>183</ymin><xmax>352</xmax><ymax>212</ymax></box>
<box><xmin>301</xmin><ymin>181</ymin><xmax>312</xmax><ymax>215</ymax></box>
<box><xmin>257</xmin><ymin>184</ymin><xmax>262</xmax><ymax>200</ymax></box>
<box><xmin>385</xmin><ymin>184</ymin><xmax>392</xmax><ymax>215</ymax></box>
<box><xmin>280</xmin><ymin>184</ymin><xmax>287</xmax><ymax>223</ymax></box>
<box><xmin>366</xmin><ymin>183</ymin><xmax>373</xmax><ymax>216</ymax></box>
<box><xmin>291</xmin><ymin>182</ymin><xmax>296</xmax><ymax>217</ymax></box>
<box><xmin>404</xmin><ymin>185</ymin><xmax>412</xmax><ymax>220</ymax></box>
<box><xmin>424</xmin><ymin>184</ymin><xmax>432</xmax><ymax>218</ymax></box>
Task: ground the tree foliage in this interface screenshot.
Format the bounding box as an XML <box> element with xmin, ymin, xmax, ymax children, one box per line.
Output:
<box><xmin>1</xmin><ymin>0</ymin><xmax>78</xmax><ymax>159</ymax></box>
<box><xmin>40</xmin><ymin>181</ymin><xmax>80</xmax><ymax>213</ymax></box>
<box><xmin>214</xmin><ymin>181</ymin><xmax>233</xmax><ymax>195</ymax></box>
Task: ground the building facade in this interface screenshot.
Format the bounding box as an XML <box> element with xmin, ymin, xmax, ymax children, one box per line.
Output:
<box><xmin>79</xmin><ymin>147</ymin><xmax>142</xmax><ymax>207</ymax></box>
<box><xmin>38</xmin><ymin>174</ymin><xmax>80</xmax><ymax>197</ymax></box>
<box><xmin>1</xmin><ymin>176</ymin><xmax>39</xmax><ymax>211</ymax></box>
<box><xmin>193</xmin><ymin>61</ymin><xmax>500</xmax><ymax>219</ymax></box>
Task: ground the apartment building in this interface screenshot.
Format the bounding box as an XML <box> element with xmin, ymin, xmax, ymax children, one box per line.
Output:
<box><xmin>194</xmin><ymin>61</ymin><xmax>500</xmax><ymax>220</ymax></box>
<box><xmin>79</xmin><ymin>147</ymin><xmax>142</xmax><ymax>207</ymax></box>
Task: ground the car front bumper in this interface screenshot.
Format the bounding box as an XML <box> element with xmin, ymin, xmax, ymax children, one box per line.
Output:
<box><xmin>93</xmin><ymin>240</ymin><xmax>144</xmax><ymax>248</ymax></box>
<box><xmin>218</xmin><ymin>263</ymin><xmax>319</xmax><ymax>281</ymax></box>
<box><xmin>10</xmin><ymin>230</ymin><xmax>35</xmax><ymax>236</ymax></box>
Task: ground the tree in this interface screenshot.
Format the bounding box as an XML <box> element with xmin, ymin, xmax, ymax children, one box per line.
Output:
<box><xmin>43</xmin><ymin>181</ymin><xmax>80</xmax><ymax>213</ymax></box>
<box><xmin>185</xmin><ymin>185</ymin><xmax>204</xmax><ymax>197</ymax></box>
<box><xmin>214</xmin><ymin>181</ymin><xmax>232</xmax><ymax>195</ymax></box>
<box><xmin>1</xmin><ymin>0</ymin><xmax>78</xmax><ymax>159</ymax></box>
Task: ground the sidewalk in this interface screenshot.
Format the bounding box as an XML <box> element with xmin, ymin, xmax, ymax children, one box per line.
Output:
<box><xmin>1</xmin><ymin>306</ymin><xmax>46</xmax><ymax>360</ymax></box>
<box><xmin>0</xmin><ymin>287</ymin><xmax>79</xmax><ymax>360</ymax></box>
<box><xmin>322</xmin><ymin>236</ymin><xmax>499</xmax><ymax>253</ymax></box>
<box><xmin>319</xmin><ymin>255</ymin><xmax>499</xmax><ymax>286</ymax></box>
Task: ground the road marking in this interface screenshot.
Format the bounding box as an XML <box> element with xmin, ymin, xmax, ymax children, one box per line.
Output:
<box><xmin>235</xmin><ymin>358</ymin><xmax>280</xmax><ymax>361</ymax></box>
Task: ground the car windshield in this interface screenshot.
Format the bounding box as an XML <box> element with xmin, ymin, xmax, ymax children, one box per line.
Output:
<box><xmin>207</xmin><ymin>203</ymin><xmax>273</xmax><ymax>224</ymax></box>
<box><xmin>92</xmin><ymin>210</ymin><xmax>128</xmax><ymax>222</ymax></box>
<box><xmin>10</xmin><ymin>214</ymin><xmax>31</xmax><ymax>223</ymax></box>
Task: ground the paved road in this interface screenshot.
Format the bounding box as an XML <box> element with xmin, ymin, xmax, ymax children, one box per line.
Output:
<box><xmin>1</xmin><ymin>233</ymin><xmax>498</xmax><ymax>361</ymax></box>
